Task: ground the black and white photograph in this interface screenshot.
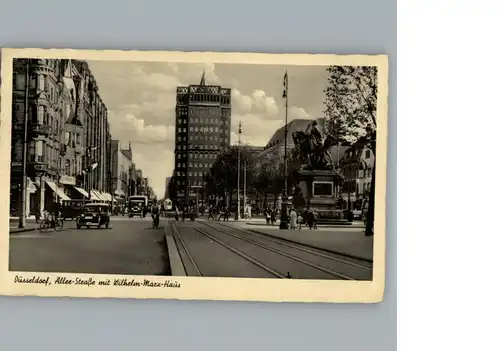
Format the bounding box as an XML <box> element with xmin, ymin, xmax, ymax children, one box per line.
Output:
<box><xmin>0</xmin><ymin>49</ymin><xmax>388</xmax><ymax>303</ymax></box>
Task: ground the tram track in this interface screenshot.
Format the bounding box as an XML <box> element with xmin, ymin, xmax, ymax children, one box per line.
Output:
<box><xmin>168</xmin><ymin>219</ymin><xmax>371</xmax><ymax>280</ymax></box>
<box><xmin>168</xmin><ymin>220</ymin><xmax>283</xmax><ymax>278</ymax></box>
<box><xmin>168</xmin><ymin>220</ymin><xmax>202</xmax><ymax>276</ymax></box>
<box><xmin>207</xmin><ymin>221</ymin><xmax>373</xmax><ymax>270</ymax></box>
<box><xmin>199</xmin><ymin>221</ymin><xmax>363</xmax><ymax>280</ymax></box>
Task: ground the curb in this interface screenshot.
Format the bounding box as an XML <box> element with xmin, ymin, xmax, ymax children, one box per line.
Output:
<box><xmin>247</xmin><ymin>228</ymin><xmax>373</xmax><ymax>263</ymax></box>
<box><xmin>163</xmin><ymin>222</ymin><xmax>187</xmax><ymax>276</ymax></box>
<box><xmin>9</xmin><ymin>228</ymin><xmax>37</xmax><ymax>234</ymax></box>
<box><xmin>244</xmin><ymin>222</ymin><xmax>364</xmax><ymax>229</ymax></box>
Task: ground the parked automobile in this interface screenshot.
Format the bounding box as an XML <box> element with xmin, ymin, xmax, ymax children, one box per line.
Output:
<box><xmin>351</xmin><ymin>209</ymin><xmax>363</xmax><ymax>220</ymax></box>
<box><xmin>76</xmin><ymin>203</ymin><xmax>110</xmax><ymax>229</ymax></box>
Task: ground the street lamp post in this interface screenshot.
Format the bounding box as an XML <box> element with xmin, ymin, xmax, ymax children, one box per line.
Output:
<box><xmin>243</xmin><ymin>160</ymin><xmax>247</xmax><ymax>218</ymax></box>
<box><xmin>236</xmin><ymin>121</ymin><xmax>242</xmax><ymax>220</ymax></box>
<box><xmin>279</xmin><ymin>70</ymin><xmax>290</xmax><ymax>230</ymax></box>
<box><xmin>18</xmin><ymin>59</ymin><xmax>31</xmax><ymax>229</ymax></box>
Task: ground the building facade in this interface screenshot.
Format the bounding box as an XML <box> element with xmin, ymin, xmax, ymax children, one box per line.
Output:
<box><xmin>110</xmin><ymin>140</ymin><xmax>133</xmax><ymax>203</ymax></box>
<box><xmin>339</xmin><ymin>139</ymin><xmax>374</xmax><ymax>211</ymax></box>
<box><xmin>10</xmin><ymin>59</ymin><xmax>112</xmax><ymax>217</ymax></box>
<box><xmin>173</xmin><ymin>73</ymin><xmax>232</xmax><ymax>206</ymax></box>
<box><xmin>71</xmin><ymin>60</ymin><xmax>111</xmax><ymax>199</ymax></box>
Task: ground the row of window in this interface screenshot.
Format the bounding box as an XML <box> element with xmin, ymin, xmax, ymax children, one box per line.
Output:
<box><xmin>176</xmin><ymin>153</ymin><xmax>217</xmax><ymax>160</ymax></box>
<box><xmin>179</xmin><ymin>126</ymin><xmax>223</xmax><ymax>133</ymax></box>
<box><xmin>177</xmin><ymin>118</ymin><xmax>229</xmax><ymax>125</ymax></box>
<box><xmin>175</xmin><ymin>180</ymin><xmax>206</xmax><ymax>187</ymax></box>
<box><xmin>175</xmin><ymin>139</ymin><xmax>221</xmax><ymax>150</ymax></box>
<box><xmin>176</xmin><ymin>171</ymin><xmax>209</xmax><ymax>177</ymax></box>
<box><xmin>177</xmin><ymin>135</ymin><xmax>221</xmax><ymax>142</ymax></box>
<box><xmin>176</xmin><ymin>162</ymin><xmax>212</xmax><ymax>168</ymax></box>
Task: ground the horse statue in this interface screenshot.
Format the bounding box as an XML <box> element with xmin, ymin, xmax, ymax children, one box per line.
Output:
<box><xmin>292</xmin><ymin>130</ymin><xmax>337</xmax><ymax>170</ymax></box>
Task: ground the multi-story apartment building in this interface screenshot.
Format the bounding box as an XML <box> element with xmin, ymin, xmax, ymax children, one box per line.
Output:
<box><xmin>339</xmin><ymin>138</ymin><xmax>374</xmax><ymax>211</ymax></box>
<box><xmin>173</xmin><ymin>73</ymin><xmax>232</xmax><ymax>206</ymax></box>
<box><xmin>71</xmin><ymin>60</ymin><xmax>111</xmax><ymax>201</ymax></box>
<box><xmin>110</xmin><ymin>140</ymin><xmax>133</xmax><ymax>203</ymax></box>
<box><xmin>10</xmin><ymin>59</ymin><xmax>112</xmax><ymax>217</ymax></box>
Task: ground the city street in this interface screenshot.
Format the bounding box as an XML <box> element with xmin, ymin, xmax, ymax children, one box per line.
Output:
<box><xmin>9</xmin><ymin>217</ymin><xmax>170</xmax><ymax>275</ymax></box>
<box><xmin>167</xmin><ymin>219</ymin><xmax>373</xmax><ymax>280</ymax></box>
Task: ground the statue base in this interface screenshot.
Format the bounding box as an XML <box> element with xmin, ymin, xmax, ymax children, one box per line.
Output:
<box><xmin>293</xmin><ymin>170</ymin><xmax>349</xmax><ymax>223</ymax></box>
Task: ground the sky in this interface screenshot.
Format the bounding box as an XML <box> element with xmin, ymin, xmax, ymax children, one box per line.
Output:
<box><xmin>87</xmin><ymin>60</ymin><xmax>329</xmax><ymax>197</ymax></box>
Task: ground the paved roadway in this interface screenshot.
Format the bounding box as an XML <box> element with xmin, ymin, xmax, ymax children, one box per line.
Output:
<box><xmin>168</xmin><ymin>219</ymin><xmax>373</xmax><ymax>280</ymax></box>
<box><xmin>9</xmin><ymin>216</ymin><xmax>169</xmax><ymax>275</ymax></box>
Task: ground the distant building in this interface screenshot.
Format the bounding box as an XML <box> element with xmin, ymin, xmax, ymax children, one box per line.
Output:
<box><xmin>339</xmin><ymin>138</ymin><xmax>374</xmax><ymax>211</ymax></box>
<box><xmin>173</xmin><ymin>72</ymin><xmax>232</xmax><ymax>206</ymax></box>
<box><xmin>110</xmin><ymin>140</ymin><xmax>132</xmax><ymax>203</ymax></box>
<box><xmin>164</xmin><ymin>176</ymin><xmax>171</xmax><ymax>199</ymax></box>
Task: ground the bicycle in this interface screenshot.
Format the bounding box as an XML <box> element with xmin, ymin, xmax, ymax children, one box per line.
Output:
<box><xmin>39</xmin><ymin>216</ymin><xmax>63</xmax><ymax>231</ymax></box>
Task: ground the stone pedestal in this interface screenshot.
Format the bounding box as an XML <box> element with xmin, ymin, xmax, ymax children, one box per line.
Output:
<box><xmin>294</xmin><ymin>170</ymin><xmax>344</xmax><ymax>220</ymax></box>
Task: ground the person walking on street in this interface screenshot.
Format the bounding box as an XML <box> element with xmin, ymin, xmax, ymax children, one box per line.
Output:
<box><xmin>297</xmin><ymin>213</ymin><xmax>303</xmax><ymax>230</ymax></box>
<box><xmin>289</xmin><ymin>208</ymin><xmax>297</xmax><ymax>230</ymax></box>
<box><xmin>313</xmin><ymin>210</ymin><xmax>319</xmax><ymax>230</ymax></box>
<box><xmin>306</xmin><ymin>210</ymin><xmax>314</xmax><ymax>230</ymax></box>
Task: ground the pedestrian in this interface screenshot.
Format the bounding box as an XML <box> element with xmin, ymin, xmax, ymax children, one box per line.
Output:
<box><xmin>289</xmin><ymin>208</ymin><xmax>297</xmax><ymax>230</ymax></box>
<box><xmin>265</xmin><ymin>209</ymin><xmax>271</xmax><ymax>224</ymax></box>
<box><xmin>271</xmin><ymin>209</ymin><xmax>276</xmax><ymax>225</ymax></box>
<box><xmin>307</xmin><ymin>210</ymin><xmax>314</xmax><ymax>230</ymax></box>
<box><xmin>208</xmin><ymin>207</ymin><xmax>214</xmax><ymax>220</ymax></box>
<box><xmin>313</xmin><ymin>210</ymin><xmax>319</xmax><ymax>230</ymax></box>
<box><xmin>297</xmin><ymin>213</ymin><xmax>303</xmax><ymax>230</ymax></box>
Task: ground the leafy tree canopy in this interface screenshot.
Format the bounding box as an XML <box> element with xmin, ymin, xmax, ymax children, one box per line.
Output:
<box><xmin>323</xmin><ymin>66</ymin><xmax>378</xmax><ymax>150</ymax></box>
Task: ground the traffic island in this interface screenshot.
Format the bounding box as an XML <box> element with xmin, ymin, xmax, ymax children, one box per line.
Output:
<box><xmin>163</xmin><ymin>223</ymin><xmax>187</xmax><ymax>276</ymax></box>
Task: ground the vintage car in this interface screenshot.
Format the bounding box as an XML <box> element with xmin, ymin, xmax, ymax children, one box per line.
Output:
<box><xmin>76</xmin><ymin>203</ymin><xmax>110</xmax><ymax>229</ymax></box>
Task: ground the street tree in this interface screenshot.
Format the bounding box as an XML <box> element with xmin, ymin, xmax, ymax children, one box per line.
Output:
<box><xmin>323</xmin><ymin>65</ymin><xmax>378</xmax><ymax>235</ymax></box>
<box><xmin>205</xmin><ymin>145</ymin><xmax>256</xmax><ymax>207</ymax></box>
<box><xmin>253</xmin><ymin>148</ymin><xmax>301</xmax><ymax>209</ymax></box>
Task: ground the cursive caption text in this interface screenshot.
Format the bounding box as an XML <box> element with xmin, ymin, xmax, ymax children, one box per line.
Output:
<box><xmin>13</xmin><ymin>275</ymin><xmax>181</xmax><ymax>288</ymax></box>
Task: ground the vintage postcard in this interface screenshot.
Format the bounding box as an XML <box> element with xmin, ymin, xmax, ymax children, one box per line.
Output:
<box><xmin>0</xmin><ymin>48</ymin><xmax>388</xmax><ymax>303</ymax></box>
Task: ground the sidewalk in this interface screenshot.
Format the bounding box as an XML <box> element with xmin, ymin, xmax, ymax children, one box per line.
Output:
<box><xmin>9</xmin><ymin>219</ymin><xmax>38</xmax><ymax>234</ymax></box>
<box><xmin>221</xmin><ymin>220</ymin><xmax>373</xmax><ymax>261</ymax></box>
<box><xmin>203</xmin><ymin>216</ymin><xmax>364</xmax><ymax>229</ymax></box>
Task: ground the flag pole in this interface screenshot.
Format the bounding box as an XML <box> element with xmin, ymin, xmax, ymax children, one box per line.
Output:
<box><xmin>279</xmin><ymin>70</ymin><xmax>289</xmax><ymax>230</ymax></box>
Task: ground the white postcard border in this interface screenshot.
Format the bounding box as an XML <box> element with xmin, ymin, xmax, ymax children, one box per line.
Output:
<box><xmin>0</xmin><ymin>48</ymin><xmax>388</xmax><ymax>303</ymax></box>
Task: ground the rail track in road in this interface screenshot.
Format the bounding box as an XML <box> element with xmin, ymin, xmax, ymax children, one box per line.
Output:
<box><xmin>168</xmin><ymin>219</ymin><xmax>372</xmax><ymax>280</ymax></box>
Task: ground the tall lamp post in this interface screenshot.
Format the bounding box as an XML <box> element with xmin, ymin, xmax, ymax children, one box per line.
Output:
<box><xmin>243</xmin><ymin>160</ymin><xmax>247</xmax><ymax>218</ymax></box>
<box><xmin>236</xmin><ymin>121</ymin><xmax>242</xmax><ymax>220</ymax></box>
<box><xmin>18</xmin><ymin>59</ymin><xmax>31</xmax><ymax>228</ymax></box>
<box><xmin>279</xmin><ymin>70</ymin><xmax>290</xmax><ymax>230</ymax></box>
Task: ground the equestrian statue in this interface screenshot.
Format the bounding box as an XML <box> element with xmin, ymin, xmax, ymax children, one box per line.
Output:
<box><xmin>292</xmin><ymin>120</ymin><xmax>336</xmax><ymax>170</ymax></box>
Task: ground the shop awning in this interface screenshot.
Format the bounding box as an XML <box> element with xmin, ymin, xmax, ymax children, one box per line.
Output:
<box><xmin>102</xmin><ymin>192</ymin><xmax>112</xmax><ymax>202</ymax></box>
<box><xmin>45</xmin><ymin>180</ymin><xmax>71</xmax><ymax>201</ymax></box>
<box><xmin>96</xmin><ymin>191</ymin><xmax>107</xmax><ymax>201</ymax></box>
<box><xmin>90</xmin><ymin>190</ymin><xmax>103</xmax><ymax>201</ymax></box>
<box><xmin>72</xmin><ymin>186</ymin><xmax>89</xmax><ymax>198</ymax></box>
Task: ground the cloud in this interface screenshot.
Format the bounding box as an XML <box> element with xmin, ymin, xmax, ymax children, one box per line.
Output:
<box><xmin>88</xmin><ymin>61</ymin><xmax>323</xmax><ymax>197</ymax></box>
<box><xmin>109</xmin><ymin>112</ymin><xmax>175</xmax><ymax>144</ymax></box>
